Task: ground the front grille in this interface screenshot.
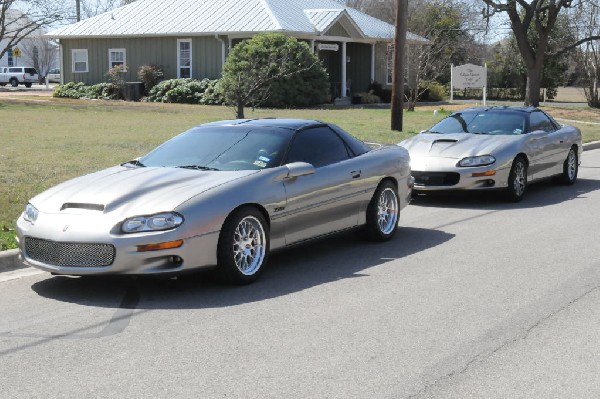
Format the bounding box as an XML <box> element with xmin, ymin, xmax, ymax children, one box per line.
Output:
<box><xmin>24</xmin><ymin>237</ymin><xmax>115</xmax><ymax>267</ymax></box>
<box><xmin>412</xmin><ymin>171</ymin><xmax>460</xmax><ymax>186</ymax></box>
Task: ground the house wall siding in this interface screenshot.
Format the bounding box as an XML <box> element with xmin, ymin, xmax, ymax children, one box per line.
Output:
<box><xmin>346</xmin><ymin>42</ymin><xmax>371</xmax><ymax>94</ymax></box>
<box><xmin>61</xmin><ymin>36</ymin><xmax>223</xmax><ymax>84</ymax></box>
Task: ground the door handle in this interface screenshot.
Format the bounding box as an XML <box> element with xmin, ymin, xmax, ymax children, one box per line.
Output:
<box><xmin>351</xmin><ymin>170</ymin><xmax>361</xmax><ymax>178</ymax></box>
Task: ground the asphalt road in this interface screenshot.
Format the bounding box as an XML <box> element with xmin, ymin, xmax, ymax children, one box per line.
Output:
<box><xmin>1</xmin><ymin>150</ymin><xmax>600</xmax><ymax>398</ymax></box>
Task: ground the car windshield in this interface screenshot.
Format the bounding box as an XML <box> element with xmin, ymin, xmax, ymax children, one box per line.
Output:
<box><xmin>139</xmin><ymin>126</ymin><xmax>294</xmax><ymax>171</ymax></box>
<box><xmin>427</xmin><ymin>110</ymin><xmax>527</xmax><ymax>135</ymax></box>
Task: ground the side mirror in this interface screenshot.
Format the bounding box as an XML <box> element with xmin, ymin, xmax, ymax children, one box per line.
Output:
<box><xmin>285</xmin><ymin>162</ymin><xmax>315</xmax><ymax>178</ymax></box>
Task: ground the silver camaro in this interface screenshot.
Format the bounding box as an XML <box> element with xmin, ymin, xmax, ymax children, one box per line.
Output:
<box><xmin>398</xmin><ymin>106</ymin><xmax>582</xmax><ymax>201</ymax></box>
<box><xmin>16</xmin><ymin>119</ymin><xmax>413</xmax><ymax>283</ymax></box>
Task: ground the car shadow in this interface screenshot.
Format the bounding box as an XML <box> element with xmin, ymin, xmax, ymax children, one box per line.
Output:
<box><xmin>31</xmin><ymin>227</ymin><xmax>454</xmax><ymax>309</ymax></box>
<box><xmin>410</xmin><ymin>178</ymin><xmax>600</xmax><ymax>210</ymax></box>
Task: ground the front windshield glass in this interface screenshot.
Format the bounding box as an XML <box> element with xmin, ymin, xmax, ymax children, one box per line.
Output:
<box><xmin>140</xmin><ymin>126</ymin><xmax>294</xmax><ymax>171</ymax></box>
<box><xmin>428</xmin><ymin>111</ymin><xmax>527</xmax><ymax>135</ymax></box>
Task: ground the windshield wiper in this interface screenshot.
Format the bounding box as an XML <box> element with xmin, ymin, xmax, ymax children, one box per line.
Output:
<box><xmin>176</xmin><ymin>165</ymin><xmax>220</xmax><ymax>171</ymax></box>
<box><xmin>424</xmin><ymin>130</ymin><xmax>443</xmax><ymax>134</ymax></box>
<box><xmin>122</xmin><ymin>159</ymin><xmax>145</xmax><ymax>167</ymax></box>
<box><xmin>470</xmin><ymin>131</ymin><xmax>490</xmax><ymax>135</ymax></box>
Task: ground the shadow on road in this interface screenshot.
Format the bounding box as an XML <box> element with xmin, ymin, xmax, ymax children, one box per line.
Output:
<box><xmin>31</xmin><ymin>227</ymin><xmax>454</xmax><ymax>309</ymax></box>
<box><xmin>411</xmin><ymin>178</ymin><xmax>600</xmax><ymax>210</ymax></box>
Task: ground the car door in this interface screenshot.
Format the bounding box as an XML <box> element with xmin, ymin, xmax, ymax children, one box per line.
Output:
<box><xmin>282</xmin><ymin>126</ymin><xmax>366</xmax><ymax>244</ymax></box>
<box><xmin>527</xmin><ymin>111</ymin><xmax>567</xmax><ymax>179</ymax></box>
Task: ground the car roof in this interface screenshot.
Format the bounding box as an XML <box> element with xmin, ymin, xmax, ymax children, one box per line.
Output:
<box><xmin>455</xmin><ymin>106</ymin><xmax>539</xmax><ymax>114</ymax></box>
<box><xmin>202</xmin><ymin>118</ymin><xmax>325</xmax><ymax>131</ymax></box>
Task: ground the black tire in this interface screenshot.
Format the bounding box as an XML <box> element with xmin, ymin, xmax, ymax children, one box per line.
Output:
<box><xmin>217</xmin><ymin>206</ymin><xmax>269</xmax><ymax>284</ymax></box>
<box><xmin>24</xmin><ymin>82</ymin><xmax>32</xmax><ymax>88</ymax></box>
<box><xmin>0</xmin><ymin>83</ymin><xmax>6</xmax><ymax>86</ymax></box>
<box><xmin>9</xmin><ymin>78</ymin><xmax>18</xmax><ymax>87</ymax></box>
<box><xmin>364</xmin><ymin>180</ymin><xmax>400</xmax><ymax>241</ymax></box>
<box><xmin>506</xmin><ymin>156</ymin><xmax>528</xmax><ymax>202</ymax></box>
<box><xmin>558</xmin><ymin>146</ymin><xmax>578</xmax><ymax>185</ymax></box>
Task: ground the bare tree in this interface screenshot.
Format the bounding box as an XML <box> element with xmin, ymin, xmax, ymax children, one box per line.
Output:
<box><xmin>0</xmin><ymin>1</ymin><xmax>65</xmax><ymax>62</ymax></box>
<box><xmin>481</xmin><ymin>0</ymin><xmax>600</xmax><ymax>107</ymax></box>
<box><xmin>19</xmin><ymin>35</ymin><xmax>58</xmax><ymax>80</ymax></box>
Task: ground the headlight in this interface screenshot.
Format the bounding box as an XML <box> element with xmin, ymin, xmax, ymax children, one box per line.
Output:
<box><xmin>457</xmin><ymin>155</ymin><xmax>496</xmax><ymax>167</ymax></box>
<box><xmin>121</xmin><ymin>212</ymin><xmax>184</xmax><ymax>233</ymax></box>
<box><xmin>23</xmin><ymin>203</ymin><xmax>39</xmax><ymax>224</ymax></box>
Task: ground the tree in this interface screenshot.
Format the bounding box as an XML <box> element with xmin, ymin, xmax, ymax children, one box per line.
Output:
<box><xmin>19</xmin><ymin>35</ymin><xmax>59</xmax><ymax>81</ymax></box>
<box><xmin>221</xmin><ymin>33</ymin><xmax>328</xmax><ymax>119</ymax></box>
<box><xmin>481</xmin><ymin>0</ymin><xmax>600</xmax><ymax>106</ymax></box>
<box><xmin>570</xmin><ymin>1</ymin><xmax>600</xmax><ymax>107</ymax></box>
<box><xmin>0</xmin><ymin>1</ymin><xmax>65</xmax><ymax>62</ymax></box>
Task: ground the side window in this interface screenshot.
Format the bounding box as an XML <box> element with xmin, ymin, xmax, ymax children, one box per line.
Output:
<box><xmin>72</xmin><ymin>49</ymin><xmax>88</xmax><ymax>73</ymax></box>
<box><xmin>177</xmin><ymin>39</ymin><xmax>192</xmax><ymax>78</ymax></box>
<box><xmin>286</xmin><ymin>127</ymin><xmax>350</xmax><ymax>168</ymax></box>
<box><xmin>109</xmin><ymin>48</ymin><xmax>126</xmax><ymax>70</ymax></box>
<box><xmin>529</xmin><ymin>112</ymin><xmax>555</xmax><ymax>132</ymax></box>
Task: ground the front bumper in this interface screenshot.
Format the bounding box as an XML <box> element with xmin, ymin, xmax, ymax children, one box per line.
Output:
<box><xmin>16</xmin><ymin>215</ymin><xmax>219</xmax><ymax>275</ymax></box>
<box><xmin>411</xmin><ymin>157</ymin><xmax>511</xmax><ymax>191</ymax></box>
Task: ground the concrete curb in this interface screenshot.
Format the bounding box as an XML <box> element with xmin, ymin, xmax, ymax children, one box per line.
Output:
<box><xmin>0</xmin><ymin>249</ymin><xmax>25</xmax><ymax>273</ymax></box>
<box><xmin>1</xmin><ymin>142</ymin><xmax>599</xmax><ymax>275</ymax></box>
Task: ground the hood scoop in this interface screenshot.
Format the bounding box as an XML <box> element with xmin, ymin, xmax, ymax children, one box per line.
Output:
<box><xmin>60</xmin><ymin>203</ymin><xmax>105</xmax><ymax>212</ymax></box>
<box><xmin>430</xmin><ymin>139</ymin><xmax>458</xmax><ymax>152</ymax></box>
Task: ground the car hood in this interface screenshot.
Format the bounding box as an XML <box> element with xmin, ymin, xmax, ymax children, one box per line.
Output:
<box><xmin>30</xmin><ymin>165</ymin><xmax>258</xmax><ymax>216</ymax></box>
<box><xmin>399</xmin><ymin>133</ymin><xmax>521</xmax><ymax>159</ymax></box>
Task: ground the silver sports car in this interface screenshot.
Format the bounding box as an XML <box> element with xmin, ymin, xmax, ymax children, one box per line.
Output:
<box><xmin>16</xmin><ymin>119</ymin><xmax>413</xmax><ymax>283</ymax></box>
<box><xmin>399</xmin><ymin>106</ymin><xmax>582</xmax><ymax>201</ymax></box>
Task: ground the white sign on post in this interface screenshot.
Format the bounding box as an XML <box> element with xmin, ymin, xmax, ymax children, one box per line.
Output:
<box><xmin>451</xmin><ymin>63</ymin><xmax>488</xmax><ymax>104</ymax></box>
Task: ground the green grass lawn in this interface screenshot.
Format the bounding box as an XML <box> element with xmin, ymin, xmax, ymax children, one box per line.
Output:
<box><xmin>1</xmin><ymin>98</ymin><xmax>599</xmax><ymax>251</ymax></box>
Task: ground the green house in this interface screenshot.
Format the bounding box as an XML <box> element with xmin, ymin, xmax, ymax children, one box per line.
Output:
<box><xmin>48</xmin><ymin>0</ymin><xmax>426</xmax><ymax>98</ymax></box>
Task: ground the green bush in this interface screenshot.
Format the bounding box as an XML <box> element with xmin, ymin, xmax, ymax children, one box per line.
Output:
<box><xmin>53</xmin><ymin>82</ymin><xmax>88</xmax><ymax>99</ymax></box>
<box><xmin>425</xmin><ymin>82</ymin><xmax>446</xmax><ymax>101</ymax></box>
<box><xmin>145</xmin><ymin>78</ymin><xmax>223</xmax><ymax>104</ymax></box>
<box><xmin>354</xmin><ymin>91</ymin><xmax>381</xmax><ymax>104</ymax></box>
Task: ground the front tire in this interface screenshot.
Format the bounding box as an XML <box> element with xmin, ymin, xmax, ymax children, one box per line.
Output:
<box><xmin>364</xmin><ymin>180</ymin><xmax>399</xmax><ymax>241</ymax></box>
<box><xmin>506</xmin><ymin>156</ymin><xmax>527</xmax><ymax>202</ymax></box>
<box><xmin>217</xmin><ymin>206</ymin><xmax>269</xmax><ymax>284</ymax></box>
<box><xmin>559</xmin><ymin>147</ymin><xmax>578</xmax><ymax>185</ymax></box>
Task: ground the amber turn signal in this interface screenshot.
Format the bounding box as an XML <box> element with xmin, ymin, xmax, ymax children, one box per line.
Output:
<box><xmin>472</xmin><ymin>170</ymin><xmax>497</xmax><ymax>177</ymax></box>
<box><xmin>137</xmin><ymin>240</ymin><xmax>184</xmax><ymax>252</ymax></box>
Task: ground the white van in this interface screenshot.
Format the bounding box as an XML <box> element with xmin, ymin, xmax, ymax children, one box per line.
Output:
<box><xmin>0</xmin><ymin>67</ymin><xmax>39</xmax><ymax>87</ymax></box>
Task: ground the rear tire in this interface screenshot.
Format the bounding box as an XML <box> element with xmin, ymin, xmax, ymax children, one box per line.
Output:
<box><xmin>9</xmin><ymin>78</ymin><xmax>18</xmax><ymax>87</ymax></box>
<box><xmin>364</xmin><ymin>180</ymin><xmax>399</xmax><ymax>241</ymax></box>
<box><xmin>558</xmin><ymin>147</ymin><xmax>578</xmax><ymax>185</ymax></box>
<box><xmin>506</xmin><ymin>156</ymin><xmax>527</xmax><ymax>202</ymax></box>
<box><xmin>24</xmin><ymin>83</ymin><xmax>32</xmax><ymax>88</ymax></box>
<box><xmin>217</xmin><ymin>206</ymin><xmax>269</xmax><ymax>285</ymax></box>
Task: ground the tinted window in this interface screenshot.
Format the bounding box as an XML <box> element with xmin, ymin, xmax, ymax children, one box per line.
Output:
<box><xmin>8</xmin><ymin>68</ymin><xmax>20</xmax><ymax>73</ymax></box>
<box><xmin>24</xmin><ymin>68</ymin><xmax>37</xmax><ymax>75</ymax></box>
<box><xmin>528</xmin><ymin>111</ymin><xmax>556</xmax><ymax>132</ymax></box>
<box><xmin>285</xmin><ymin>127</ymin><xmax>350</xmax><ymax>168</ymax></box>
<box><xmin>140</xmin><ymin>126</ymin><xmax>293</xmax><ymax>171</ymax></box>
<box><xmin>428</xmin><ymin>110</ymin><xmax>527</xmax><ymax>135</ymax></box>
<box><xmin>329</xmin><ymin>124</ymin><xmax>370</xmax><ymax>156</ymax></box>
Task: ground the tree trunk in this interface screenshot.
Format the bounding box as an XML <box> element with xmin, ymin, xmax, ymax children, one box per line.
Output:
<box><xmin>524</xmin><ymin>66</ymin><xmax>542</xmax><ymax>107</ymax></box>
<box><xmin>236</xmin><ymin>96</ymin><xmax>245</xmax><ymax>119</ymax></box>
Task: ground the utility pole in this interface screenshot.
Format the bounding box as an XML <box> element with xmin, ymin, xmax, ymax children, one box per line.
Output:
<box><xmin>391</xmin><ymin>0</ymin><xmax>407</xmax><ymax>131</ymax></box>
<box><xmin>76</xmin><ymin>0</ymin><xmax>81</xmax><ymax>21</ymax></box>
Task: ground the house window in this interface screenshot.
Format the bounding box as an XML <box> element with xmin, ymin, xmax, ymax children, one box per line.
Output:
<box><xmin>7</xmin><ymin>49</ymin><xmax>13</xmax><ymax>67</ymax></box>
<box><xmin>386</xmin><ymin>43</ymin><xmax>408</xmax><ymax>86</ymax></box>
<box><xmin>72</xmin><ymin>49</ymin><xmax>88</xmax><ymax>73</ymax></box>
<box><xmin>109</xmin><ymin>48</ymin><xmax>126</xmax><ymax>70</ymax></box>
<box><xmin>177</xmin><ymin>39</ymin><xmax>192</xmax><ymax>78</ymax></box>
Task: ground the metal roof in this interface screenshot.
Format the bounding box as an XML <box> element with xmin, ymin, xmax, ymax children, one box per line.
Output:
<box><xmin>47</xmin><ymin>0</ymin><xmax>427</xmax><ymax>43</ymax></box>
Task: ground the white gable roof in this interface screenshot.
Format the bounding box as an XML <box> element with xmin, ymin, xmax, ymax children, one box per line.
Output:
<box><xmin>48</xmin><ymin>0</ymin><xmax>427</xmax><ymax>43</ymax></box>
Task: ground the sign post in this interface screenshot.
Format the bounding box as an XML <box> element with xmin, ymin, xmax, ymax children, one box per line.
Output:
<box><xmin>12</xmin><ymin>47</ymin><xmax>21</xmax><ymax>66</ymax></box>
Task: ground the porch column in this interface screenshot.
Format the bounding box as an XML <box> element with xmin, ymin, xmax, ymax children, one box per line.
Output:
<box><xmin>341</xmin><ymin>41</ymin><xmax>347</xmax><ymax>98</ymax></box>
<box><xmin>311</xmin><ymin>39</ymin><xmax>316</xmax><ymax>53</ymax></box>
<box><xmin>371</xmin><ymin>43</ymin><xmax>375</xmax><ymax>83</ymax></box>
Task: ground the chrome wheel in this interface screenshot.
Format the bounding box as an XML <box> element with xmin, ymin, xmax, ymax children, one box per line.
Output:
<box><xmin>566</xmin><ymin>149</ymin><xmax>577</xmax><ymax>180</ymax></box>
<box><xmin>512</xmin><ymin>161</ymin><xmax>526</xmax><ymax>197</ymax></box>
<box><xmin>232</xmin><ymin>216</ymin><xmax>266</xmax><ymax>276</ymax></box>
<box><xmin>377</xmin><ymin>188</ymin><xmax>399</xmax><ymax>235</ymax></box>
